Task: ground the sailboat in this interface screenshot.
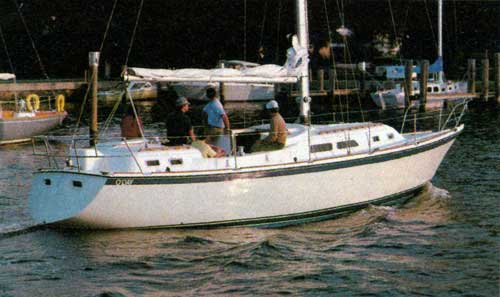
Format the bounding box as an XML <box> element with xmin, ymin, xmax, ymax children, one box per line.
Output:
<box><xmin>28</xmin><ymin>0</ymin><xmax>467</xmax><ymax>229</ymax></box>
<box><xmin>370</xmin><ymin>0</ymin><xmax>471</xmax><ymax>109</ymax></box>
<box><xmin>0</xmin><ymin>73</ymin><xmax>67</xmax><ymax>145</ymax></box>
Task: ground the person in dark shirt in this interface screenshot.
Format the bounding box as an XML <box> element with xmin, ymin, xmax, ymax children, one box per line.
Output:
<box><xmin>166</xmin><ymin>97</ymin><xmax>196</xmax><ymax>146</ymax></box>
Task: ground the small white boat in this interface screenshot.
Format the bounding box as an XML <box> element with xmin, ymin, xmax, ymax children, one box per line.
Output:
<box><xmin>98</xmin><ymin>81</ymin><xmax>158</xmax><ymax>104</ymax></box>
<box><xmin>371</xmin><ymin>80</ymin><xmax>469</xmax><ymax>109</ymax></box>
<box><xmin>28</xmin><ymin>0</ymin><xmax>467</xmax><ymax>229</ymax></box>
<box><xmin>167</xmin><ymin>60</ymin><xmax>275</xmax><ymax>103</ymax></box>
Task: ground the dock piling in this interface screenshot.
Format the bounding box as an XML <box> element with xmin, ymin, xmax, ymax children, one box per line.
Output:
<box><xmin>495</xmin><ymin>53</ymin><xmax>500</xmax><ymax>103</ymax></box>
<box><xmin>404</xmin><ymin>60</ymin><xmax>413</xmax><ymax>108</ymax></box>
<box><xmin>419</xmin><ymin>60</ymin><xmax>429</xmax><ymax>111</ymax></box>
<box><xmin>468</xmin><ymin>59</ymin><xmax>476</xmax><ymax>94</ymax></box>
<box><xmin>318</xmin><ymin>69</ymin><xmax>325</xmax><ymax>92</ymax></box>
<box><xmin>482</xmin><ymin>58</ymin><xmax>489</xmax><ymax>101</ymax></box>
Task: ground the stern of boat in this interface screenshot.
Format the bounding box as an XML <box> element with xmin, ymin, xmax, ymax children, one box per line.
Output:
<box><xmin>28</xmin><ymin>170</ymin><xmax>107</xmax><ymax>226</ymax></box>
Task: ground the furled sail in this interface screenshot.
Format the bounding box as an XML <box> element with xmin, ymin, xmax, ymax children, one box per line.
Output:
<box><xmin>125</xmin><ymin>36</ymin><xmax>308</xmax><ymax>84</ymax></box>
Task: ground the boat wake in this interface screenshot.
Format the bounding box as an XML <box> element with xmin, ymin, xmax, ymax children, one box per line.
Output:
<box><xmin>385</xmin><ymin>182</ymin><xmax>453</xmax><ymax>224</ymax></box>
<box><xmin>0</xmin><ymin>222</ymin><xmax>44</xmax><ymax>240</ymax></box>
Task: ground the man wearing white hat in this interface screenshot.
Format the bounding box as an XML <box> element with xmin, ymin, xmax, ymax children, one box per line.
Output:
<box><xmin>251</xmin><ymin>100</ymin><xmax>287</xmax><ymax>152</ymax></box>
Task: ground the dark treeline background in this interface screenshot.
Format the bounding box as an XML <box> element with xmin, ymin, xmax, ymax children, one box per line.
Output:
<box><xmin>0</xmin><ymin>0</ymin><xmax>498</xmax><ymax>79</ymax></box>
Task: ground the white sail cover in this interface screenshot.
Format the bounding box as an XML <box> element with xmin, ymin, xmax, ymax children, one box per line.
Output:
<box><xmin>0</xmin><ymin>73</ymin><xmax>15</xmax><ymax>80</ymax></box>
<box><xmin>125</xmin><ymin>40</ymin><xmax>309</xmax><ymax>84</ymax></box>
<box><xmin>126</xmin><ymin>64</ymin><xmax>298</xmax><ymax>84</ymax></box>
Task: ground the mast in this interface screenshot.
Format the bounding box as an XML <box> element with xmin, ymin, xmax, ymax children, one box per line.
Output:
<box><xmin>296</xmin><ymin>0</ymin><xmax>311</xmax><ymax>123</ymax></box>
<box><xmin>438</xmin><ymin>0</ymin><xmax>443</xmax><ymax>82</ymax></box>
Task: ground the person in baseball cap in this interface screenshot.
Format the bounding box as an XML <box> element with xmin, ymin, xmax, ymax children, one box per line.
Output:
<box><xmin>166</xmin><ymin>97</ymin><xmax>196</xmax><ymax>145</ymax></box>
<box><xmin>175</xmin><ymin>96</ymin><xmax>190</xmax><ymax>107</ymax></box>
<box><xmin>251</xmin><ymin>100</ymin><xmax>287</xmax><ymax>152</ymax></box>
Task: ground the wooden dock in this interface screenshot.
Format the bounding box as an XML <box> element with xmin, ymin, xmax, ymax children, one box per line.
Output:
<box><xmin>0</xmin><ymin>79</ymin><xmax>118</xmax><ymax>100</ymax></box>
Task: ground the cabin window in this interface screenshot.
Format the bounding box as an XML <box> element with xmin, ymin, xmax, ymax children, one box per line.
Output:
<box><xmin>448</xmin><ymin>87</ymin><xmax>452</xmax><ymax>91</ymax></box>
<box><xmin>372</xmin><ymin>136</ymin><xmax>380</xmax><ymax>142</ymax></box>
<box><xmin>146</xmin><ymin>160</ymin><xmax>160</xmax><ymax>166</ymax></box>
<box><xmin>427</xmin><ymin>87</ymin><xmax>432</xmax><ymax>93</ymax></box>
<box><xmin>170</xmin><ymin>159</ymin><xmax>183</xmax><ymax>165</ymax></box>
<box><xmin>44</xmin><ymin>179</ymin><xmax>51</xmax><ymax>186</ymax></box>
<box><xmin>441</xmin><ymin>88</ymin><xmax>445</xmax><ymax>92</ymax></box>
<box><xmin>433</xmin><ymin>87</ymin><xmax>439</xmax><ymax>92</ymax></box>
<box><xmin>387</xmin><ymin>133</ymin><xmax>394</xmax><ymax>140</ymax></box>
<box><xmin>336</xmin><ymin>140</ymin><xmax>359</xmax><ymax>149</ymax></box>
<box><xmin>73</xmin><ymin>180</ymin><xmax>83</xmax><ymax>188</ymax></box>
<box><xmin>310</xmin><ymin>143</ymin><xmax>333</xmax><ymax>153</ymax></box>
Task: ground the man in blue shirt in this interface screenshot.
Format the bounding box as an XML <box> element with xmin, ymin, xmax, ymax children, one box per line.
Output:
<box><xmin>203</xmin><ymin>87</ymin><xmax>230</xmax><ymax>137</ymax></box>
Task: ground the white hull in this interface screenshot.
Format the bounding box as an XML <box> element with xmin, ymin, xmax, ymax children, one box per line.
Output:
<box><xmin>0</xmin><ymin>111</ymin><xmax>67</xmax><ymax>144</ymax></box>
<box><xmin>171</xmin><ymin>82</ymin><xmax>274</xmax><ymax>102</ymax></box>
<box><xmin>29</xmin><ymin>126</ymin><xmax>460</xmax><ymax>229</ymax></box>
<box><xmin>371</xmin><ymin>81</ymin><xmax>469</xmax><ymax>109</ymax></box>
<box><xmin>370</xmin><ymin>91</ymin><xmax>467</xmax><ymax>109</ymax></box>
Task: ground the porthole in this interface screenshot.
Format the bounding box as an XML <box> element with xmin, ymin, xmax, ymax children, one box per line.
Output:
<box><xmin>337</xmin><ymin>140</ymin><xmax>359</xmax><ymax>149</ymax></box>
<box><xmin>146</xmin><ymin>160</ymin><xmax>160</xmax><ymax>166</ymax></box>
<box><xmin>310</xmin><ymin>143</ymin><xmax>333</xmax><ymax>153</ymax></box>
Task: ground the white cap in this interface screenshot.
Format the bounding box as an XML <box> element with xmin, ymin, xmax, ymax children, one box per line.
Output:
<box><xmin>265</xmin><ymin>100</ymin><xmax>279</xmax><ymax>110</ymax></box>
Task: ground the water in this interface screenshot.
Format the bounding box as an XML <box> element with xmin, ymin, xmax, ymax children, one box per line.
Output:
<box><xmin>0</xmin><ymin>102</ymin><xmax>498</xmax><ymax>296</ymax></box>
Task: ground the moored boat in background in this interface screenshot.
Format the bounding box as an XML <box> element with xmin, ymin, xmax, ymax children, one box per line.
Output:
<box><xmin>0</xmin><ymin>74</ymin><xmax>66</xmax><ymax>145</ymax></box>
<box><xmin>167</xmin><ymin>60</ymin><xmax>275</xmax><ymax>103</ymax></box>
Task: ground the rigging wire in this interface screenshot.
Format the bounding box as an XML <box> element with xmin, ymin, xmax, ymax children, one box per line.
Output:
<box><xmin>343</xmin><ymin>40</ymin><xmax>365</xmax><ymax>122</ymax></box>
<box><xmin>334</xmin><ymin>0</ymin><xmax>346</xmax><ymax>121</ymax></box>
<box><xmin>73</xmin><ymin>0</ymin><xmax>120</xmax><ymax>136</ymax></box>
<box><xmin>258</xmin><ymin>0</ymin><xmax>268</xmax><ymax>51</ymax></box>
<box><xmin>387</xmin><ymin>0</ymin><xmax>403</xmax><ymax>65</ymax></box>
<box><xmin>125</xmin><ymin>0</ymin><xmax>145</xmax><ymax>67</ymax></box>
<box><xmin>12</xmin><ymin>0</ymin><xmax>50</xmax><ymax>82</ymax></box>
<box><xmin>12</xmin><ymin>0</ymin><xmax>61</xmax><ymax>106</ymax></box>
<box><xmin>101</xmin><ymin>95</ymin><xmax>123</xmax><ymax>135</ymax></box>
<box><xmin>275</xmin><ymin>0</ymin><xmax>282</xmax><ymax>64</ymax></box>
<box><xmin>0</xmin><ymin>26</ymin><xmax>15</xmax><ymax>77</ymax></box>
<box><xmin>336</xmin><ymin>0</ymin><xmax>344</xmax><ymax>27</ymax></box>
<box><xmin>423</xmin><ymin>0</ymin><xmax>438</xmax><ymax>52</ymax></box>
<box><xmin>453</xmin><ymin>0</ymin><xmax>458</xmax><ymax>53</ymax></box>
<box><xmin>123</xmin><ymin>0</ymin><xmax>146</xmax><ymax>142</ymax></box>
<box><xmin>321</xmin><ymin>0</ymin><xmax>339</xmax><ymax>122</ymax></box>
<box><xmin>243</xmin><ymin>0</ymin><xmax>247</xmax><ymax>61</ymax></box>
<box><xmin>0</xmin><ymin>24</ymin><xmax>18</xmax><ymax>108</ymax></box>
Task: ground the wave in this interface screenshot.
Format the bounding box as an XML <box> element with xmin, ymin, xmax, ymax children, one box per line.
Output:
<box><xmin>0</xmin><ymin>222</ymin><xmax>45</xmax><ymax>240</ymax></box>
